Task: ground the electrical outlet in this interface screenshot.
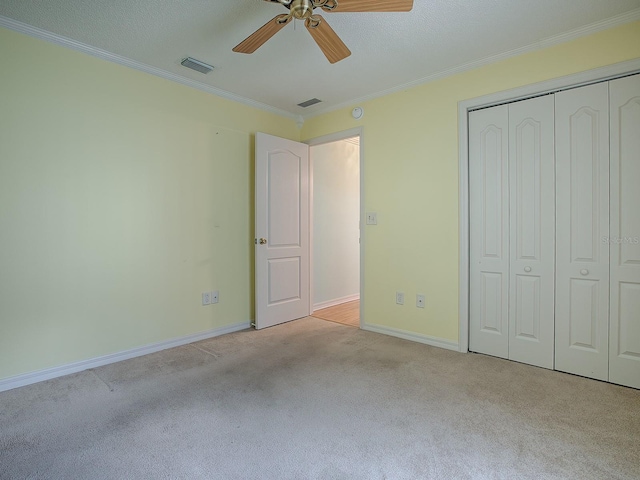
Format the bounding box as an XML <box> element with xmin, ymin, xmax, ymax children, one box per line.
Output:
<box><xmin>211</xmin><ymin>290</ymin><xmax>219</xmax><ymax>304</ymax></box>
<box><xmin>396</xmin><ymin>292</ymin><xmax>404</xmax><ymax>305</ymax></box>
<box><xmin>416</xmin><ymin>294</ymin><xmax>425</xmax><ymax>308</ymax></box>
<box><xmin>202</xmin><ymin>292</ymin><xmax>211</xmax><ymax>305</ymax></box>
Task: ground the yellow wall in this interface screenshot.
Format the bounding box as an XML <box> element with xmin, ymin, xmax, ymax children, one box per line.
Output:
<box><xmin>2</xmin><ymin>20</ymin><xmax>639</xmax><ymax>382</ymax></box>
<box><xmin>0</xmin><ymin>27</ymin><xmax>299</xmax><ymax>380</ymax></box>
<box><xmin>301</xmin><ymin>21</ymin><xmax>640</xmax><ymax>343</ymax></box>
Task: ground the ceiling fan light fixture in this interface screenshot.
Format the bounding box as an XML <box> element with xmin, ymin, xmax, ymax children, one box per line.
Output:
<box><xmin>234</xmin><ymin>0</ymin><xmax>413</xmax><ymax>63</ymax></box>
<box><xmin>180</xmin><ymin>57</ymin><xmax>214</xmax><ymax>74</ymax></box>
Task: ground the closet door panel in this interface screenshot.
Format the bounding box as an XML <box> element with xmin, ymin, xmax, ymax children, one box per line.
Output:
<box><xmin>555</xmin><ymin>82</ymin><xmax>610</xmax><ymax>381</ymax></box>
<box><xmin>469</xmin><ymin>106</ymin><xmax>510</xmax><ymax>359</ymax></box>
<box><xmin>508</xmin><ymin>95</ymin><xmax>555</xmax><ymax>369</ymax></box>
<box><xmin>609</xmin><ymin>74</ymin><xmax>640</xmax><ymax>390</ymax></box>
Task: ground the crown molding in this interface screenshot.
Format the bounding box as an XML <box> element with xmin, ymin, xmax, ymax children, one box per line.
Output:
<box><xmin>302</xmin><ymin>8</ymin><xmax>640</xmax><ymax>120</ymax></box>
<box><xmin>0</xmin><ymin>16</ymin><xmax>298</xmax><ymax>121</ymax></box>
<box><xmin>2</xmin><ymin>8</ymin><xmax>639</xmax><ymax>122</ymax></box>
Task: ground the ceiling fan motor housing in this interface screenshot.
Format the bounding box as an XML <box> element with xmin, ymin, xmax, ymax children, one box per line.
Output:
<box><xmin>290</xmin><ymin>0</ymin><xmax>314</xmax><ymax>19</ymax></box>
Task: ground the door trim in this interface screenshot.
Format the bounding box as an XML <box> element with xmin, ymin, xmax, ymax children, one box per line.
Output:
<box><xmin>458</xmin><ymin>58</ymin><xmax>640</xmax><ymax>353</ymax></box>
<box><xmin>306</xmin><ymin>127</ymin><xmax>364</xmax><ymax>327</ymax></box>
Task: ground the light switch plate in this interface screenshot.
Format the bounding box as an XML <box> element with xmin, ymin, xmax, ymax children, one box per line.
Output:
<box><xmin>416</xmin><ymin>294</ymin><xmax>425</xmax><ymax>308</ymax></box>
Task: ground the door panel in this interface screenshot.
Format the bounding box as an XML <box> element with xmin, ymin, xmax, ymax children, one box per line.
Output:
<box><xmin>515</xmin><ymin>275</ymin><xmax>541</xmax><ymax>340</ymax></box>
<box><xmin>268</xmin><ymin>152</ymin><xmax>302</xmax><ymax>247</ymax></box>
<box><xmin>268</xmin><ymin>257</ymin><xmax>301</xmax><ymax>304</ymax></box>
<box><xmin>609</xmin><ymin>74</ymin><xmax>640</xmax><ymax>389</ymax></box>
<box><xmin>508</xmin><ymin>95</ymin><xmax>555</xmax><ymax>369</ymax></box>
<box><xmin>555</xmin><ymin>82</ymin><xmax>610</xmax><ymax>381</ymax></box>
<box><xmin>255</xmin><ymin>133</ymin><xmax>310</xmax><ymax>329</ymax></box>
<box><xmin>469</xmin><ymin>106</ymin><xmax>510</xmax><ymax>359</ymax></box>
<box><xmin>568</xmin><ymin>279</ymin><xmax>600</xmax><ymax>348</ymax></box>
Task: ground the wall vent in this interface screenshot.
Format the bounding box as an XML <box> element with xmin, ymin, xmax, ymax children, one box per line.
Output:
<box><xmin>297</xmin><ymin>98</ymin><xmax>322</xmax><ymax>108</ymax></box>
<box><xmin>180</xmin><ymin>57</ymin><xmax>214</xmax><ymax>74</ymax></box>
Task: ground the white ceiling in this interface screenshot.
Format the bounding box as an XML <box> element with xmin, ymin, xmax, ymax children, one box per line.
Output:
<box><xmin>1</xmin><ymin>0</ymin><xmax>639</xmax><ymax>119</ymax></box>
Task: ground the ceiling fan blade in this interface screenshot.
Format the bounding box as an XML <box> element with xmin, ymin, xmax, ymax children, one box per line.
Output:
<box><xmin>305</xmin><ymin>15</ymin><xmax>351</xmax><ymax>64</ymax></box>
<box><xmin>233</xmin><ymin>14</ymin><xmax>291</xmax><ymax>54</ymax></box>
<box><xmin>326</xmin><ymin>0</ymin><xmax>413</xmax><ymax>12</ymax></box>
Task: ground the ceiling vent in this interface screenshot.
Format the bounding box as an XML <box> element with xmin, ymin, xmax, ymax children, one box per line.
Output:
<box><xmin>297</xmin><ymin>98</ymin><xmax>322</xmax><ymax>108</ymax></box>
<box><xmin>180</xmin><ymin>57</ymin><xmax>214</xmax><ymax>74</ymax></box>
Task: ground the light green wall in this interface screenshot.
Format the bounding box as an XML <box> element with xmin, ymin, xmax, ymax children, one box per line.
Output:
<box><xmin>301</xmin><ymin>21</ymin><xmax>640</xmax><ymax>343</ymax></box>
<box><xmin>0</xmin><ymin>27</ymin><xmax>299</xmax><ymax>380</ymax></box>
<box><xmin>2</xmin><ymin>20</ymin><xmax>639</xmax><ymax>382</ymax></box>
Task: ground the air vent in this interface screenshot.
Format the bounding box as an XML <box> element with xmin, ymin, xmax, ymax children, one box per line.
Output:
<box><xmin>297</xmin><ymin>98</ymin><xmax>322</xmax><ymax>108</ymax></box>
<box><xmin>180</xmin><ymin>57</ymin><xmax>214</xmax><ymax>74</ymax></box>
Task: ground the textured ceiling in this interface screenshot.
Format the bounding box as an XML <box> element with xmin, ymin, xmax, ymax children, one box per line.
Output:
<box><xmin>1</xmin><ymin>0</ymin><xmax>639</xmax><ymax>118</ymax></box>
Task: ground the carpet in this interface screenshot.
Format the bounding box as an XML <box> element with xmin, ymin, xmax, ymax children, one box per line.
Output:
<box><xmin>1</xmin><ymin>317</ymin><xmax>638</xmax><ymax>479</ymax></box>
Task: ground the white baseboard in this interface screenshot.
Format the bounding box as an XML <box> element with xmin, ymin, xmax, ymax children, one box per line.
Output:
<box><xmin>0</xmin><ymin>321</ymin><xmax>251</xmax><ymax>393</ymax></box>
<box><xmin>313</xmin><ymin>294</ymin><xmax>360</xmax><ymax>311</ymax></box>
<box><xmin>361</xmin><ymin>323</ymin><xmax>459</xmax><ymax>352</ymax></box>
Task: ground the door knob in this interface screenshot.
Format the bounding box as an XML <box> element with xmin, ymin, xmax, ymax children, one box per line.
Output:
<box><xmin>580</xmin><ymin>269</ymin><xmax>589</xmax><ymax>276</ymax></box>
<box><xmin>259</xmin><ymin>238</ymin><xmax>267</xmax><ymax>245</ymax></box>
<box><xmin>524</xmin><ymin>266</ymin><xmax>532</xmax><ymax>273</ymax></box>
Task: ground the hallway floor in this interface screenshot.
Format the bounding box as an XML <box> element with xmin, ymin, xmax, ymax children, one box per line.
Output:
<box><xmin>312</xmin><ymin>300</ymin><xmax>359</xmax><ymax>327</ymax></box>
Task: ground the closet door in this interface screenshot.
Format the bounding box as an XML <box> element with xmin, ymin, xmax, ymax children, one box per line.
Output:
<box><xmin>508</xmin><ymin>96</ymin><xmax>555</xmax><ymax>369</ymax></box>
<box><xmin>555</xmin><ymin>83</ymin><xmax>610</xmax><ymax>381</ymax></box>
<box><xmin>469</xmin><ymin>106</ymin><xmax>510</xmax><ymax>359</ymax></box>
<box><xmin>609</xmin><ymin>74</ymin><xmax>640</xmax><ymax>390</ymax></box>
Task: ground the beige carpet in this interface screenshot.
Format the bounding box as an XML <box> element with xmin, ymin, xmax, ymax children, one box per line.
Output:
<box><xmin>1</xmin><ymin>317</ymin><xmax>639</xmax><ymax>479</ymax></box>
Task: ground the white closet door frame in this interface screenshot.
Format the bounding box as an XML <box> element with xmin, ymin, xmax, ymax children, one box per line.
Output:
<box><xmin>458</xmin><ymin>59</ymin><xmax>640</xmax><ymax>354</ymax></box>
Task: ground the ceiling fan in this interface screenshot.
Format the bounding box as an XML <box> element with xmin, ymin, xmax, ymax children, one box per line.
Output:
<box><xmin>233</xmin><ymin>0</ymin><xmax>414</xmax><ymax>64</ymax></box>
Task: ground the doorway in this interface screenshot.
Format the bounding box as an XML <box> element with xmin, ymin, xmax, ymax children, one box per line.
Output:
<box><xmin>308</xmin><ymin>131</ymin><xmax>362</xmax><ymax>328</ymax></box>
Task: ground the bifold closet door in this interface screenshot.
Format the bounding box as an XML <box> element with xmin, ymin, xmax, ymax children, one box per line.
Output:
<box><xmin>555</xmin><ymin>82</ymin><xmax>610</xmax><ymax>381</ymax></box>
<box><xmin>469</xmin><ymin>97</ymin><xmax>555</xmax><ymax>369</ymax></box>
<box><xmin>469</xmin><ymin>105</ymin><xmax>510</xmax><ymax>359</ymax></box>
<box><xmin>609</xmin><ymin>74</ymin><xmax>640</xmax><ymax>390</ymax></box>
<box><xmin>508</xmin><ymin>95</ymin><xmax>555</xmax><ymax>369</ymax></box>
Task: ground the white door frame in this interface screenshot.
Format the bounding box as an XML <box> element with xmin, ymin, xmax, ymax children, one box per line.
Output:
<box><xmin>458</xmin><ymin>58</ymin><xmax>640</xmax><ymax>353</ymax></box>
<box><xmin>306</xmin><ymin>127</ymin><xmax>364</xmax><ymax>327</ymax></box>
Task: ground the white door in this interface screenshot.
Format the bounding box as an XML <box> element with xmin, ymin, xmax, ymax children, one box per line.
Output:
<box><xmin>555</xmin><ymin>82</ymin><xmax>610</xmax><ymax>381</ymax></box>
<box><xmin>255</xmin><ymin>132</ymin><xmax>310</xmax><ymax>329</ymax></box>
<box><xmin>469</xmin><ymin>105</ymin><xmax>510</xmax><ymax>359</ymax></box>
<box><xmin>609</xmin><ymin>74</ymin><xmax>640</xmax><ymax>389</ymax></box>
<box><xmin>508</xmin><ymin>96</ymin><xmax>555</xmax><ymax>369</ymax></box>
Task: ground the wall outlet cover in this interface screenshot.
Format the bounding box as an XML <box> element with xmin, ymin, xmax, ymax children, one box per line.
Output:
<box><xmin>202</xmin><ymin>292</ymin><xmax>211</xmax><ymax>305</ymax></box>
<box><xmin>396</xmin><ymin>292</ymin><xmax>404</xmax><ymax>305</ymax></box>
